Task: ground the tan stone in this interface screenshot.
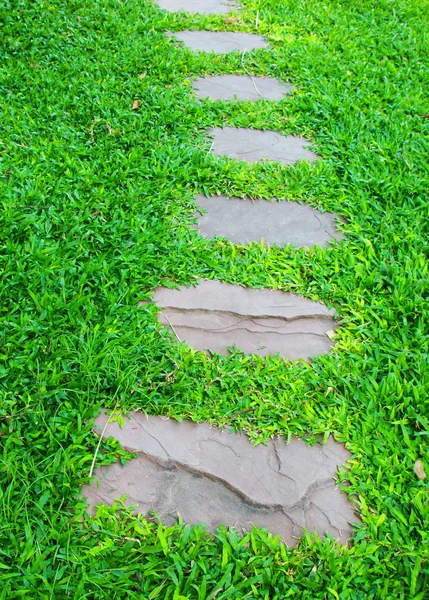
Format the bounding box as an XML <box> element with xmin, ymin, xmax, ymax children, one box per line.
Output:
<box><xmin>153</xmin><ymin>280</ymin><xmax>338</xmax><ymax>360</ymax></box>
<box><xmin>83</xmin><ymin>411</ymin><xmax>359</xmax><ymax>546</ymax></box>
<box><xmin>154</xmin><ymin>0</ymin><xmax>239</xmax><ymax>14</ymax></box>
<box><xmin>166</xmin><ymin>31</ymin><xmax>268</xmax><ymax>54</ymax></box>
<box><xmin>192</xmin><ymin>75</ymin><xmax>293</xmax><ymax>102</ymax></box>
<box><xmin>193</xmin><ymin>194</ymin><xmax>344</xmax><ymax>247</ymax></box>
<box><xmin>208</xmin><ymin>127</ymin><xmax>320</xmax><ymax>165</ymax></box>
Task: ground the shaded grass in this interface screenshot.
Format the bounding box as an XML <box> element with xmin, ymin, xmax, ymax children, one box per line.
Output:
<box><xmin>0</xmin><ymin>0</ymin><xmax>428</xmax><ymax>597</ymax></box>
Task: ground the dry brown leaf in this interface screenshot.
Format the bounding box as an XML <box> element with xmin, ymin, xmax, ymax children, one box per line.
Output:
<box><xmin>132</xmin><ymin>100</ymin><xmax>140</xmax><ymax>110</ymax></box>
<box><xmin>138</xmin><ymin>72</ymin><xmax>147</xmax><ymax>79</ymax></box>
<box><xmin>414</xmin><ymin>460</ymin><xmax>427</xmax><ymax>480</ymax></box>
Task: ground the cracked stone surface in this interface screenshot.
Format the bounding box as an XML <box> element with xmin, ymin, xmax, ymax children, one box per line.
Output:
<box><xmin>193</xmin><ymin>194</ymin><xmax>344</xmax><ymax>247</ymax></box>
<box><xmin>166</xmin><ymin>31</ymin><xmax>268</xmax><ymax>54</ymax></box>
<box><xmin>152</xmin><ymin>280</ymin><xmax>338</xmax><ymax>360</ymax></box>
<box><xmin>192</xmin><ymin>75</ymin><xmax>293</xmax><ymax>102</ymax></box>
<box><xmin>83</xmin><ymin>411</ymin><xmax>359</xmax><ymax>546</ymax></box>
<box><xmin>208</xmin><ymin>127</ymin><xmax>320</xmax><ymax>164</ymax></box>
<box><xmin>154</xmin><ymin>0</ymin><xmax>239</xmax><ymax>13</ymax></box>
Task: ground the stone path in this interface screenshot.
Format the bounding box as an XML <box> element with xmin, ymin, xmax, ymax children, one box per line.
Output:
<box><xmin>193</xmin><ymin>194</ymin><xmax>344</xmax><ymax>247</ymax></box>
<box><xmin>166</xmin><ymin>31</ymin><xmax>268</xmax><ymax>54</ymax></box>
<box><xmin>192</xmin><ymin>75</ymin><xmax>293</xmax><ymax>102</ymax></box>
<box><xmin>83</xmin><ymin>0</ymin><xmax>357</xmax><ymax>547</ymax></box>
<box><xmin>83</xmin><ymin>411</ymin><xmax>358</xmax><ymax>546</ymax></box>
<box><xmin>153</xmin><ymin>280</ymin><xmax>337</xmax><ymax>360</ymax></box>
<box><xmin>155</xmin><ymin>0</ymin><xmax>239</xmax><ymax>14</ymax></box>
<box><xmin>208</xmin><ymin>127</ymin><xmax>320</xmax><ymax>165</ymax></box>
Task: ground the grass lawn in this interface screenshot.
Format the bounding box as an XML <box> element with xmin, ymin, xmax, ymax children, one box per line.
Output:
<box><xmin>1</xmin><ymin>0</ymin><xmax>429</xmax><ymax>597</ymax></box>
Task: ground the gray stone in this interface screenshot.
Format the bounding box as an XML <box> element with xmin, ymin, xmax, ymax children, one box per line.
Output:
<box><xmin>154</xmin><ymin>0</ymin><xmax>239</xmax><ymax>14</ymax></box>
<box><xmin>152</xmin><ymin>280</ymin><xmax>337</xmax><ymax>360</ymax></box>
<box><xmin>209</xmin><ymin>127</ymin><xmax>320</xmax><ymax>164</ymax></box>
<box><xmin>83</xmin><ymin>411</ymin><xmax>359</xmax><ymax>546</ymax></box>
<box><xmin>166</xmin><ymin>31</ymin><xmax>268</xmax><ymax>54</ymax></box>
<box><xmin>192</xmin><ymin>75</ymin><xmax>293</xmax><ymax>102</ymax></box>
<box><xmin>193</xmin><ymin>194</ymin><xmax>344</xmax><ymax>247</ymax></box>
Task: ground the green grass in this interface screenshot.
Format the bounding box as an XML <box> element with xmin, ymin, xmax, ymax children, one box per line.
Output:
<box><xmin>1</xmin><ymin>0</ymin><xmax>429</xmax><ymax>597</ymax></box>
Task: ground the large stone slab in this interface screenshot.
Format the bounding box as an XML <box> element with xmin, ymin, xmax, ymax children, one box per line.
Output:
<box><xmin>192</xmin><ymin>75</ymin><xmax>293</xmax><ymax>102</ymax></box>
<box><xmin>208</xmin><ymin>127</ymin><xmax>320</xmax><ymax>164</ymax></box>
<box><xmin>152</xmin><ymin>280</ymin><xmax>337</xmax><ymax>360</ymax></box>
<box><xmin>193</xmin><ymin>194</ymin><xmax>344</xmax><ymax>247</ymax></box>
<box><xmin>83</xmin><ymin>411</ymin><xmax>359</xmax><ymax>546</ymax></box>
<box><xmin>154</xmin><ymin>0</ymin><xmax>239</xmax><ymax>14</ymax></box>
<box><xmin>166</xmin><ymin>31</ymin><xmax>268</xmax><ymax>54</ymax></box>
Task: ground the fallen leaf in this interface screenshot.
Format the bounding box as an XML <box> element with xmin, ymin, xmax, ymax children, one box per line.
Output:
<box><xmin>132</xmin><ymin>100</ymin><xmax>140</xmax><ymax>110</ymax></box>
<box><xmin>421</xmin><ymin>114</ymin><xmax>429</xmax><ymax>119</ymax></box>
<box><xmin>138</xmin><ymin>72</ymin><xmax>147</xmax><ymax>79</ymax></box>
<box><xmin>326</xmin><ymin>330</ymin><xmax>336</xmax><ymax>340</ymax></box>
<box><xmin>77</xmin><ymin>16</ymin><xmax>81</xmax><ymax>25</ymax></box>
<box><xmin>414</xmin><ymin>460</ymin><xmax>427</xmax><ymax>480</ymax></box>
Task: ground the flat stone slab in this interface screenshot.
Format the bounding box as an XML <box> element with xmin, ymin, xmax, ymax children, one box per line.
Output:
<box><xmin>193</xmin><ymin>194</ymin><xmax>344</xmax><ymax>247</ymax></box>
<box><xmin>83</xmin><ymin>411</ymin><xmax>358</xmax><ymax>546</ymax></box>
<box><xmin>154</xmin><ymin>0</ymin><xmax>239</xmax><ymax>14</ymax></box>
<box><xmin>152</xmin><ymin>280</ymin><xmax>337</xmax><ymax>360</ymax></box>
<box><xmin>167</xmin><ymin>31</ymin><xmax>268</xmax><ymax>54</ymax></box>
<box><xmin>208</xmin><ymin>127</ymin><xmax>320</xmax><ymax>164</ymax></box>
<box><xmin>192</xmin><ymin>75</ymin><xmax>293</xmax><ymax>102</ymax></box>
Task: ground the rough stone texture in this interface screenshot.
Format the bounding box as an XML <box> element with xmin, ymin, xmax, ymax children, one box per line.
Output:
<box><xmin>154</xmin><ymin>0</ymin><xmax>239</xmax><ymax>14</ymax></box>
<box><xmin>152</xmin><ymin>280</ymin><xmax>337</xmax><ymax>360</ymax></box>
<box><xmin>83</xmin><ymin>411</ymin><xmax>359</xmax><ymax>546</ymax></box>
<box><xmin>209</xmin><ymin>127</ymin><xmax>320</xmax><ymax>165</ymax></box>
<box><xmin>166</xmin><ymin>31</ymin><xmax>268</xmax><ymax>54</ymax></box>
<box><xmin>193</xmin><ymin>194</ymin><xmax>344</xmax><ymax>247</ymax></box>
<box><xmin>192</xmin><ymin>75</ymin><xmax>293</xmax><ymax>102</ymax></box>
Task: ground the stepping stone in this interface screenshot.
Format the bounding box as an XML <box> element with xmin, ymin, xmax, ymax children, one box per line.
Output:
<box><xmin>83</xmin><ymin>411</ymin><xmax>359</xmax><ymax>546</ymax></box>
<box><xmin>166</xmin><ymin>31</ymin><xmax>268</xmax><ymax>54</ymax></box>
<box><xmin>193</xmin><ymin>195</ymin><xmax>344</xmax><ymax>247</ymax></box>
<box><xmin>153</xmin><ymin>280</ymin><xmax>337</xmax><ymax>360</ymax></box>
<box><xmin>154</xmin><ymin>0</ymin><xmax>239</xmax><ymax>14</ymax></box>
<box><xmin>208</xmin><ymin>127</ymin><xmax>320</xmax><ymax>165</ymax></box>
<box><xmin>192</xmin><ymin>75</ymin><xmax>293</xmax><ymax>102</ymax></box>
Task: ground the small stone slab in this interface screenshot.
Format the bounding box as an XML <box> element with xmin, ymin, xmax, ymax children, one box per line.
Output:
<box><xmin>153</xmin><ymin>280</ymin><xmax>337</xmax><ymax>360</ymax></box>
<box><xmin>209</xmin><ymin>127</ymin><xmax>320</xmax><ymax>164</ymax></box>
<box><xmin>154</xmin><ymin>0</ymin><xmax>239</xmax><ymax>14</ymax></box>
<box><xmin>167</xmin><ymin>31</ymin><xmax>268</xmax><ymax>54</ymax></box>
<box><xmin>193</xmin><ymin>195</ymin><xmax>344</xmax><ymax>247</ymax></box>
<box><xmin>83</xmin><ymin>411</ymin><xmax>358</xmax><ymax>546</ymax></box>
<box><xmin>192</xmin><ymin>75</ymin><xmax>293</xmax><ymax>102</ymax></box>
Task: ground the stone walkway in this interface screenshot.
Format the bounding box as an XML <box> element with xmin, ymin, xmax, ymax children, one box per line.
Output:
<box><xmin>84</xmin><ymin>0</ymin><xmax>357</xmax><ymax>546</ymax></box>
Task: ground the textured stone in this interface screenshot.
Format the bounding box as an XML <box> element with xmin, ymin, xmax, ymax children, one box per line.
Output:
<box><xmin>209</xmin><ymin>127</ymin><xmax>320</xmax><ymax>164</ymax></box>
<box><xmin>83</xmin><ymin>411</ymin><xmax>359</xmax><ymax>546</ymax></box>
<box><xmin>192</xmin><ymin>75</ymin><xmax>293</xmax><ymax>102</ymax></box>
<box><xmin>154</xmin><ymin>0</ymin><xmax>239</xmax><ymax>14</ymax></box>
<box><xmin>193</xmin><ymin>194</ymin><xmax>344</xmax><ymax>247</ymax></box>
<box><xmin>166</xmin><ymin>31</ymin><xmax>268</xmax><ymax>54</ymax></box>
<box><xmin>152</xmin><ymin>280</ymin><xmax>337</xmax><ymax>360</ymax></box>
